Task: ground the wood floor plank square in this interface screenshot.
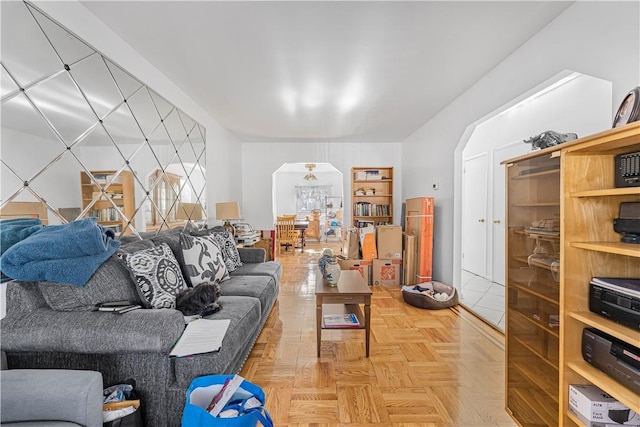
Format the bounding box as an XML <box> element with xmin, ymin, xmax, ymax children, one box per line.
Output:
<box><xmin>337</xmin><ymin>384</ymin><xmax>388</xmax><ymax>423</ymax></box>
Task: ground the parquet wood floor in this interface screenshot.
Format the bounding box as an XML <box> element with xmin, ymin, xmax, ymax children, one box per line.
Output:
<box><xmin>240</xmin><ymin>241</ymin><xmax>517</xmax><ymax>427</ymax></box>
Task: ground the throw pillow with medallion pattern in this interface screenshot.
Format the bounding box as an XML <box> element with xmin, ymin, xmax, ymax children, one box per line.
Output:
<box><xmin>179</xmin><ymin>233</ymin><xmax>229</xmax><ymax>286</ymax></box>
<box><xmin>118</xmin><ymin>242</ymin><xmax>188</xmax><ymax>309</ymax></box>
<box><xmin>205</xmin><ymin>230</ymin><xmax>243</xmax><ymax>272</ymax></box>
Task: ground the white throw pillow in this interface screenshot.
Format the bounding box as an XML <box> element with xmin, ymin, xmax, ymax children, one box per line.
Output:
<box><xmin>179</xmin><ymin>233</ymin><xmax>229</xmax><ymax>286</ymax></box>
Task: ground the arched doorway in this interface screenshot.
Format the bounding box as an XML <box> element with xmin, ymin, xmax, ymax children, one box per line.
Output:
<box><xmin>272</xmin><ymin>162</ymin><xmax>343</xmax><ymax>242</ymax></box>
<box><xmin>455</xmin><ymin>71</ymin><xmax>612</xmax><ymax>330</ymax></box>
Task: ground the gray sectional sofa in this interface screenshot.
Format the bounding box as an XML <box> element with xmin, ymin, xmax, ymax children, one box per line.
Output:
<box><xmin>0</xmin><ymin>227</ymin><xmax>281</xmax><ymax>426</ymax></box>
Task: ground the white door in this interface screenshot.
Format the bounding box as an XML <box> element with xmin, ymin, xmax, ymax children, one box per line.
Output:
<box><xmin>490</xmin><ymin>143</ymin><xmax>528</xmax><ymax>285</ymax></box>
<box><xmin>462</xmin><ymin>153</ymin><xmax>488</xmax><ymax>277</ymax></box>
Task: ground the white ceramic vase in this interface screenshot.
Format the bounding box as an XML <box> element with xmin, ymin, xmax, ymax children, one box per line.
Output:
<box><xmin>324</xmin><ymin>259</ymin><xmax>341</xmax><ymax>286</ymax></box>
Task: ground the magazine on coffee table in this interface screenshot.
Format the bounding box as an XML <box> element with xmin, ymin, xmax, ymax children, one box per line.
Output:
<box><xmin>323</xmin><ymin>313</ymin><xmax>360</xmax><ymax>328</ymax></box>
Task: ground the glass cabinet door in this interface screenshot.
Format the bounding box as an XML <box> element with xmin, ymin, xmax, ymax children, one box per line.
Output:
<box><xmin>505</xmin><ymin>152</ymin><xmax>561</xmax><ymax>427</ymax></box>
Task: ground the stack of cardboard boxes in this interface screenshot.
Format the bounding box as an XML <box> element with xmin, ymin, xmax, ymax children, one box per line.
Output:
<box><xmin>338</xmin><ymin>225</ymin><xmax>403</xmax><ymax>286</ymax></box>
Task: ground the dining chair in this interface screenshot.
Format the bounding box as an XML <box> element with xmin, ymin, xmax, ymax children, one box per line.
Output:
<box><xmin>276</xmin><ymin>215</ymin><xmax>299</xmax><ymax>255</ymax></box>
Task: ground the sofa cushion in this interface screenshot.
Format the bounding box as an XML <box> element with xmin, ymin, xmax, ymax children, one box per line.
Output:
<box><xmin>237</xmin><ymin>247</ymin><xmax>267</xmax><ymax>264</ymax></box>
<box><xmin>179</xmin><ymin>233</ymin><xmax>229</xmax><ymax>286</ymax></box>
<box><xmin>119</xmin><ymin>243</ymin><xmax>188</xmax><ymax>309</ymax></box>
<box><xmin>172</xmin><ymin>295</ymin><xmax>261</xmax><ymax>387</ymax></box>
<box><xmin>5</xmin><ymin>281</ymin><xmax>49</xmax><ymax>314</ymax></box>
<box><xmin>230</xmin><ymin>261</ymin><xmax>282</xmax><ymax>282</ymax></box>
<box><xmin>218</xmin><ymin>275</ymin><xmax>277</xmax><ymax>313</ymax></box>
<box><xmin>38</xmin><ymin>255</ymin><xmax>142</xmax><ymax>311</ymax></box>
<box><xmin>0</xmin><ymin>307</ymin><xmax>185</xmax><ymax>354</ymax></box>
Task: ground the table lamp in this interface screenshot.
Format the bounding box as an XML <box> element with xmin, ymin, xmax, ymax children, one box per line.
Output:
<box><xmin>215</xmin><ymin>202</ymin><xmax>241</xmax><ymax>235</ymax></box>
<box><xmin>176</xmin><ymin>203</ymin><xmax>204</xmax><ymax>221</ymax></box>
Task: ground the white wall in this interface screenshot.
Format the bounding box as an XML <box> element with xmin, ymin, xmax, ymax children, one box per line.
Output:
<box><xmin>402</xmin><ymin>1</ymin><xmax>640</xmax><ymax>285</ymax></box>
<box><xmin>33</xmin><ymin>1</ymin><xmax>242</xmax><ymax>223</ymax></box>
<box><xmin>241</xmin><ymin>142</ymin><xmax>402</xmax><ymax>231</ymax></box>
<box><xmin>463</xmin><ymin>74</ymin><xmax>612</xmax><ymax>158</ymax></box>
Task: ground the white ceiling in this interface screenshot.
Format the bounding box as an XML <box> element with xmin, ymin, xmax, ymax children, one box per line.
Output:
<box><xmin>79</xmin><ymin>1</ymin><xmax>573</xmax><ymax>143</ymax></box>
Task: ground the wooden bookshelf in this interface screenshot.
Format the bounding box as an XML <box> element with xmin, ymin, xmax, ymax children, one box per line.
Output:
<box><xmin>505</xmin><ymin>122</ymin><xmax>640</xmax><ymax>426</ymax></box>
<box><xmin>559</xmin><ymin>122</ymin><xmax>640</xmax><ymax>426</ymax></box>
<box><xmin>80</xmin><ymin>170</ymin><xmax>135</xmax><ymax>235</ymax></box>
<box><xmin>351</xmin><ymin>166</ymin><xmax>393</xmax><ymax>228</ymax></box>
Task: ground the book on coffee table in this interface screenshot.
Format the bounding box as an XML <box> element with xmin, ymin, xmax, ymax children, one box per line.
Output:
<box><xmin>323</xmin><ymin>313</ymin><xmax>360</xmax><ymax>328</ymax></box>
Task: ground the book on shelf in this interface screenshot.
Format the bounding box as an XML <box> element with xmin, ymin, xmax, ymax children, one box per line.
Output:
<box><xmin>323</xmin><ymin>313</ymin><xmax>360</xmax><ymax>328</ymax></box>
<box><xmin>353</xmin><ymin>202</ymin><xmax>390</xmax><ymax>217</ymax></box>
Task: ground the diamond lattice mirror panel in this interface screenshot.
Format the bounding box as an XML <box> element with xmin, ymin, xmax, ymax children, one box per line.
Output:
<box><xmin>0</xmin><ymin>1</ymin><xmax>206</xmax><ymax>239</ymax></box>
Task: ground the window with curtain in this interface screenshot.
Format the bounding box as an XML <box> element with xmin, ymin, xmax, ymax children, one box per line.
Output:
<box><xmin>295</xmin><ymin>185</ymin><xmax>332</xmax><ymax>214</ymax></box>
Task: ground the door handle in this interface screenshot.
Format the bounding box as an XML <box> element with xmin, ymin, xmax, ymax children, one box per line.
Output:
<box><xmin>493</xmin><ymin>220</ymin><xmax>501</xmax><ymax>224</ymax></box>
<box><xmin>478</xmin><ymin>219</ymin><xmax>485</xmax><ymax>223</ymax></box>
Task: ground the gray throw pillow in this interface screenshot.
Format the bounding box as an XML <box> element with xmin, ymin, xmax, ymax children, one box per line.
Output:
<box><xmin>38</xmin><ymin>255</ymin><xmax>141</xmax><ymax>311</ymax></box>
<box><xmin>119</xmin><ymin>243</ymin><xmax>188</xmax><ymax>309</ymax></box>
<box><xmin>179</xmin><ymin>233</ymin><xmax>229</xmax><ymax>286</ymax></box>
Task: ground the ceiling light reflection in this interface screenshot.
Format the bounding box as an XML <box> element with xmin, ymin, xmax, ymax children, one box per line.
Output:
<box><xmin>281</xmin><ymin>76</ymin><xmax>364</xmax><ymax>114</ymax></box>
<box><xmin>338</xmin><ymin>77</ymin><xmax>363</xmax><ymax>113</ymax></box>
<box><xmin>281</xmin><ymin>87</ymin><xmax>297</xmax><ymax>115</ymax></box>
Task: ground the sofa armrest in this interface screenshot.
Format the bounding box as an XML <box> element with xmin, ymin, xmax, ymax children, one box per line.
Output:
<box><xmin>0</xmin><ymin>369</ymin><xmax>103</xmax><ymax>426</ymax></box>
<box><xmin>237</xmin><ymin>247</ymin><xmax>266</xmax><ymax>263</ymax></box>
<box><xmin>1</xmin><ymin>307</ymin><xmax>185</xmax><ymax>354</ymax></box>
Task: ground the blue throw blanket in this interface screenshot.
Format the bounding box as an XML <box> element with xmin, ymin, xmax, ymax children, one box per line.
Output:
<box><xmin>0</xmin><ymin>217</ymin><xmax>121</xmax><ymax>286</ymax></box>
<box><xmin>0</xmin><ymin>218</ymin><xmax>44</xmax><ymax>255</ymax></box>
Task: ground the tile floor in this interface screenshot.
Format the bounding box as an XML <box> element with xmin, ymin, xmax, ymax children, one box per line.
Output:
<box><xmin>459</xmin><ymin>270</ymin><xmax>506</xmax><ymax>332</ymax></box>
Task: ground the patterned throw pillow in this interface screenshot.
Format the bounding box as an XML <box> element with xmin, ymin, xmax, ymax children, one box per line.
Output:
<box><xmin>207</xmin><ymin>230</ymin><xmax>243</xmax><ymax>272</ymax></box>
<box><xmin>119</xmin><ymin>243</ymin><xmax>188</xmax><ymax>309</ymax></box>
<box><xmin>179</xmin><ymin>233</ymin><xmax>229</xmax><ymax>286</ymax></box>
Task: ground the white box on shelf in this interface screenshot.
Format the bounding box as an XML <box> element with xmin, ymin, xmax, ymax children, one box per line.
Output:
<box><xmin>569</xmin><ymin>384</ymin><xmax>639</xmax><ymax>426</ymax></box>
<box><xmin>365</xmin><ymin>170</ymin><xmax>380</xmax><ymax>180</ymax></box>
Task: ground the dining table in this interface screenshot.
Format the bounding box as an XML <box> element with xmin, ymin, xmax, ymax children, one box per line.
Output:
<box><xmin>294</xmin><ymin>219</ymin><xmax>309</xmax><ymax>252</ymax></box>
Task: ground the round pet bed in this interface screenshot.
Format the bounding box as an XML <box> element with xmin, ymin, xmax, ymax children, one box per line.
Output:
<box><xmin>402</xmin><ymin>281</ymin><xmax>459</xmax><ymax>309</ymax></box>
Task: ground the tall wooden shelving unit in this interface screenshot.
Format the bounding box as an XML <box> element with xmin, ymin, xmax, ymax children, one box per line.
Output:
<box><xmin>504</xmin><ymin>122</ymin><xmax>640</xmax><ymax>427</ymax></box>
<box><xmin>80</xmin><ymin>170</ymin><xmax>135</xmax><ymax>234</ymax></box>
<box><xmin>559</xmin><ymin>122</ymin><xmax>640</xmax><ymax>426</ymax></box>
<box><xmin>351</xmin><ymin>166</ymin><xmax>393</xmax><ymax>228</ymax></box>
<box><xmin>505</xmin><ymin>148</ymin><xmax>562</xmax><ymax>426</ymax></box>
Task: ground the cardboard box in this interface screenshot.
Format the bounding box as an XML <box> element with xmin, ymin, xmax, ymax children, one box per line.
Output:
<box><xmin>355</xmin><ymin>171</ymin><xmax>367</xmax><ymax>181</ymax></box>
<box><xmin>571</xmin><ymin>410</ymin><xmax>640</xmax><ymax>427</ymax></box>
<box><xmin>372</xmin><ymin>259</ymin><xmax>402</xmax><ymax>285</ymax></box>
<box><xmin>359</xmin><ymin>226</ymin><xmax>377</xmax><ymax>260</ymax></box>
<box><xmin>376</xmin><ymin>225</ymin><xmax>402</xmax><ymax>259</ymax></box>
<box><xmin>338</xmin><ymin>258</ymin><xmax>372</xmax><ymax>285</ymax></box>
<box><xmin>569</xmin><ymin>384</ymin><xmax>639</xmax><ymax>426</ymax></box>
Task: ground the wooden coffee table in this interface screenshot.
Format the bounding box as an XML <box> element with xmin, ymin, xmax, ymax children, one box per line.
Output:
<box><xmin>315</xmin><ymin>270</ymin><xmax>372</xmax><ymax>357</ymax></box>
